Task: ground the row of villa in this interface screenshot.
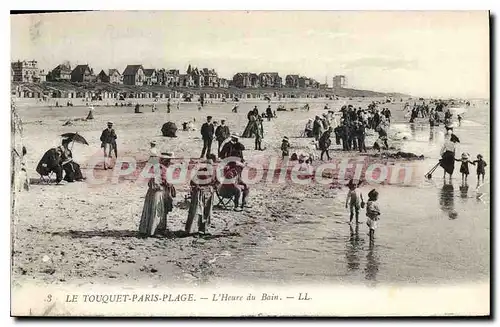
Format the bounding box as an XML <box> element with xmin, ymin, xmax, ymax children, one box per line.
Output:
<box><xmin>11</xmin><ymin>60</ymin><xmax>344</xmax><ymax>90</ymax></box>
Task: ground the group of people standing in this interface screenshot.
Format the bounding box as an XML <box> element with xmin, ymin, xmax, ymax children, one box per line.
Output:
<box><xmin>302</xmin><ymin>104</ymin><xmax>391</xmax><ymax>159</ymax></box>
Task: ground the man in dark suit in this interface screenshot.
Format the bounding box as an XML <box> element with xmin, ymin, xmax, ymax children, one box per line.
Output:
<box><xmin>100</xmin><ymin>121</ymin><xmax>117</xmax><ymax>169</ymax></box>
<box><xmin>220</xmin><ymin>134</ymin><xmax>245</xmax><ymax>161</ymax></box>
<box><xmin>215</xmin><ymin>119</ymin><xmax>230</xmax><ymax>156</ymax></box>
<box><xmin>200</xmin><ymin>116</ymin><xmax>215</xmax><ymax>159</ymax></box>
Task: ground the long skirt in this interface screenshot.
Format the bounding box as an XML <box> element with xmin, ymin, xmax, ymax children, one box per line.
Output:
<box><xmin>139</xmin><ymin>188</ymin><xmax>167</xmax><ymax>237</ymax></box>
<box><xmin>185</xmin><ymin>187</ymin><xmax>214</xmax><ymax>234</ymax></box>
<box><xmin>440</xmin><ymin>151</ymin><xmax>455</xmax><ymax>175</ymax></box>
<box><xmin>63</xmin><ymin>161</ymin><xmax>83</xmax><ymax>182</ymax></box>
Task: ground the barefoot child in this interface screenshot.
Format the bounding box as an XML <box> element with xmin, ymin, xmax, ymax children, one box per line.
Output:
<box><xmin>366</xmin><ymin>189</ymin><xmax>380</xmax><ymax>241</ymax></box>
<box><xmin>455</xmin><ymin>153</ymin><xmax>474</xmax><ymax>185</ymax></box>
<box><xmin>345</xmin><ymin>179</ymin><xmax>364</xmax><ymax>224</ymax></box>
<box><xmin>472</xmin><ymin>154</ymin><xmax>487</xmax><ymax>185</ymax></box>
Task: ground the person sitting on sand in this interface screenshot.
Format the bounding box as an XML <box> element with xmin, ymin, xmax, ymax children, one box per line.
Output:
<box><xmin>36</xmin><ymin>146</ymin><xmax>64</xmax><ymax>184</ymax></box>
<box><xmin>218</xmin><ymin>161</ymin><xmax>250</xmax><ymax>212</ymax></box>
<box><xmin>60</xmin><ymin>138</ymin><xmax>84</xmax><ymax>182</ymax></box>
<box><xmin>134</xmin><ymin>103</ymin><xmax>142</xmax><ymax>113</ymax></box>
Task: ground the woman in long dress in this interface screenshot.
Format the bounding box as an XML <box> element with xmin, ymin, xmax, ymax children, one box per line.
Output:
<box><xmin>185</xmin><ymin>161</ymin><xmax>215</xmax><ymax>235</ymax></box>
<box><xmin>138</xmin><ymin>153</ymin><xmax>176</xmax><ymax>237</ymax></box>
<box><xmin>439</xmin><ymin>133</ymin><xmax>460</xmax><ymax>181</ymax></box>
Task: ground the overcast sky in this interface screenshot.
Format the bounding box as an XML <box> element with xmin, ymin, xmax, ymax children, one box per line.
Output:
<box><xmin>11</xmin><ymin>11</ymin><xmax>489</xmax><ymax>98</ymax></box>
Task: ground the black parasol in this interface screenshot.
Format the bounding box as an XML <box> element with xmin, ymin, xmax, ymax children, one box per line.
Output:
<box><xmin>61</xmin><ymin>132</ymin><xmax>89</xmax><ymax>145</ymax></box>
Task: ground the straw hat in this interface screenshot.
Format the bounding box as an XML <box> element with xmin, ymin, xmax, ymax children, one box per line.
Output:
<box><xmin>160</xmin><ymin>152</ymin><xmax>174</xmax><ymax>159</ymax></box>
<box><xmin>107</xmin><ymin>121</ymin><xmax>113</xmax><ymax>126</ymax></box>
<box><xmin>230</xmin><ymin>134</ymin><xmax>239</xmax><ymax>140</ymax></box>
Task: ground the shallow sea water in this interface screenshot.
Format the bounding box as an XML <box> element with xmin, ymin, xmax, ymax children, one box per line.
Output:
<box><xmin>215</xmin><ymin>100</ymin><xmax>490</xmax><ymax>286</ymax></box>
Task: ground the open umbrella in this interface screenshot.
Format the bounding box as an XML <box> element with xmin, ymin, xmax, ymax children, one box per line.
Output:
<box><xmin>61</xmin><ymin>132</ymin><xmax>89</xmax><ymax>146</ymax></box>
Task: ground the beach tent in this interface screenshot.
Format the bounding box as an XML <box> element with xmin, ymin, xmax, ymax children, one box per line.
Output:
<box><xmin>161</xmin><ymin>122</ymin><xmax>178</xmax><ymax>137</ymax></box>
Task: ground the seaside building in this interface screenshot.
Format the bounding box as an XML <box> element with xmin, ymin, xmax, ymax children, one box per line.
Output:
<box><xmin>219</xmin><ymin>78</ymin><xmax>229</xmax><ymax>88</ymax></box>
<box><xmin>108</xmin><ymin>69</ymin><xmax>122</xmax><ymax>84</ymax></box>
<box><xmin>179</xmin><ymin>74</ymin><xmax>195</xmax><ymax>87</ymax></box>
<box><xmin>96</xmin><ymin>70</ymin><xmax>110</xmax><ymax>83</ymax></box>
<box><xmin>48</xmin><ymin>63</ymin><xmax>72</xmax><ymax>82</ymax></box>
<box><xmin>143</xmin><ymin>69</ymin><xmax>158</xmax><ymax>85</ymax></box>
<box><xmin>259</xmin><ymin>73</ymin><xmax>282</xmax><ymax>88</ymax></box>
<box><xmin>11</xmin><ymin>60</ymin><xmax>40</xmax><ymax>83</ymax></box>
<box><xmin>71</xmin><ymin>64</ymin><xmax>96</xmax><ymax>83</ymax></box>
<box><xmin>298</xmin><ymin>76</ymin><xmax>320</xmax><ymax>88</ymax></box>
<box><xmin>332</xmin><ymin>75</ymin><xmax>347</xmax><ymax>89</ymax></box>
<box><xmin>285</xmin><ymin>75</ymin><xmax>300</xmax><ymax>88</ymax></box>
<box><xmin>232</xmin><ymin>73</ymin><xmax>259</xmax><ymax>88</ymax></box>
<box><xmin>200</xmin><ymin>68</ymin><xmax>219</xmax><ymax>87</ymax></box>
<box><xmin>122</xmin><ymin>65</ymin><xmax>145</xmax><ymax>86</ymax></box>
<box><xmin>38</xmin><ymin>70</ymin><xmax>47</xmax><ymax>83</ymax></box>
<box><xmin>189</xmin><ymin>68</ymin><xmax>205</xmax><ymax>88</ymax></box>
<box><xmin>166</xmin><ymin>69</ymin><xmax>180</xmax><ymax>87</ymax></box>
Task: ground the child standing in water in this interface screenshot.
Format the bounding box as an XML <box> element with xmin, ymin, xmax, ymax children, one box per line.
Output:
<box><xmin>456</xmin><ymin>153</ymin><xmax>474</xmax><ymax>185</ymax></box>
<box><xmin>345</xmin><ymin>179</ymin><xmax>364</xmax><ymax>225</ymax></box>
<box><xmin>473</xmin><ymin>154</ymin><xmax>487</xmax><ymax>185</ymax></box>
<box><xmin>366</xmin><ymin>189</ymin><xmax>381</xmax><ymax>241</ymax></box>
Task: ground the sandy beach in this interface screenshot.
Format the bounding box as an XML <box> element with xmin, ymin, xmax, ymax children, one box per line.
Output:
<box><xmin>11</xmin><ymin>97</ymin><xmax>489</xmax><ymax>288</ymax></box>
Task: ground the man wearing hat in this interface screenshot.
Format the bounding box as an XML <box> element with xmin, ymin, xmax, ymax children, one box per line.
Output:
<box><xmin>215</xmin><ymin>119</ymin><xmax>231</xmax><ymax>156</ymax></box>
<box><xmin>200</xmin><ymin>116</ymin><xmax>215</xmax><ymax>159</ymax></box>
<box><xmin>100</xmin><ymin>121</ymin><xmax>117</xmax><ymax>169</ymax></box>
<box><xmin>220</xmin><ymin>134</ymin><xmax>245</xmax><ymax>161</ymax></box>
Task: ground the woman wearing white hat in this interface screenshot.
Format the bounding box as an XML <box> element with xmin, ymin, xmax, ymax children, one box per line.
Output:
<box><xmin>138</xmin><ymin>152</ymin><xmax>176</xmax><ymax>237</ymax></box>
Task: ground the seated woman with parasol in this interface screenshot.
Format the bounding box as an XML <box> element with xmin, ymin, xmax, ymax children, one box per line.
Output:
<box><xmin>60</xmin><ymin>132</ymin><xmax>88</xmax><ymax>182</ymax></box>
<box><xmin>60</xmin><ymin>138</ymin><xmax>84</xmax><ymax>182</ymax></box>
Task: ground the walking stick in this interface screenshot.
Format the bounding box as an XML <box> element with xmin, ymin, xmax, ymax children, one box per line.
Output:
<box><xmin>424</xmin><ymin>161</ymin><xmax>441</xmax><ymax>179</ymax></box>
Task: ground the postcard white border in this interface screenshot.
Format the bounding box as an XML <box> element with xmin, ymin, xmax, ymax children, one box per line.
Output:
<box><xmin>4</xmin><ymin>1</ymin><xmax>497</xmax><ymax>324</ymax></box>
